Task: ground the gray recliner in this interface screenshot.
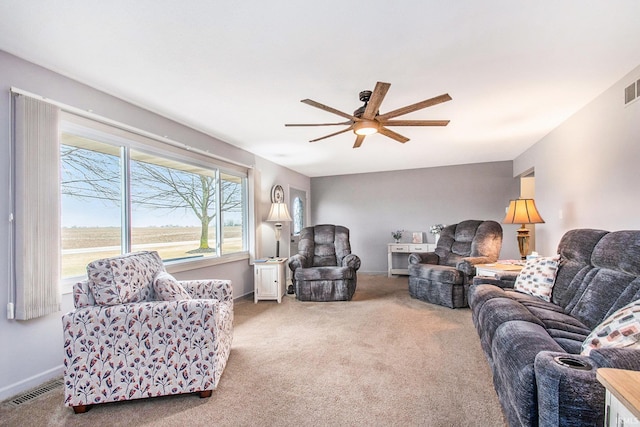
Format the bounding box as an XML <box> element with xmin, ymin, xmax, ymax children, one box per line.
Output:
<box><xmin>288</xmin><ymin>224</ymin><xmax>361</xmax><ymax>301</ymax></box>
<box><xmin>408</xmin><ymin>220</ymin><xmax>503</xmax><ymax>308</ymax></box>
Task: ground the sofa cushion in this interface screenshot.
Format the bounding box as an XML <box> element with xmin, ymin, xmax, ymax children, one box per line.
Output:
<box><xmin>514</xmin><ymin>256</ymin><xmax>560</xmax><ymax>302</ymax></box>
<box><xmin>581</xmin><ymin>299</ymin><xmax>640</xmax><ymax>356</ymax></box>
<box><xmin>153</xmin><ymin>272</ymin><xmax>191</xmax><ymax>301</ymax></box>
<box><xmin>87</xmin><ymin>251</ymin><xmax>163</xmax><ymax>306</ymax></box>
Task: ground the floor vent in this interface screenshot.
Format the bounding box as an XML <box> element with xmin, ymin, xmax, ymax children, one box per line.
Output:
<box><xmin>4</xmin><ymin>377</ymin><xmax>64</xmax><ymax>408</ymax></box>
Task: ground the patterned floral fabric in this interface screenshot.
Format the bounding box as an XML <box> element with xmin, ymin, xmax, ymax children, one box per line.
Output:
<box><xmin>63</xmin><ymin>252</ymin><xmax>234</xmax><ymax>409</ymax></box>
<box><xmin>513</xmin><ymin>256</ymin><xmax>560</xmax><ymax>302</ymax></box>
<box><xmin>153</xmin><ymin>271</ymin><xmax>191</xmax><ymax>301</ymax></box>
<box><xmin>581</xmin><ymin>299</ymin><xmax>640</xmax><ymax>355</ymax></box>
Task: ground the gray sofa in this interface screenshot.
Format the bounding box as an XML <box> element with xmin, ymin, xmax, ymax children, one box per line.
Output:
<box><xmin>469</xmin><ymin>229</ymin><xmax>640</xmax><ymax>427</ymax></box>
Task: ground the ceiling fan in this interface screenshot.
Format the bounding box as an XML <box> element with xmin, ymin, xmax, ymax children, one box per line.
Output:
<box><xmin>285</xmin><ymin>82</ymin><xmax>451</xmax><ymax>148</ymax></box>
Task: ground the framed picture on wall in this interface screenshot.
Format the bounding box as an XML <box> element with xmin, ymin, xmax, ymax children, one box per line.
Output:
<box><xmin>412</xmin><ymin>232</ymin><xmax>424</xmax><ymax>244</ymax></box>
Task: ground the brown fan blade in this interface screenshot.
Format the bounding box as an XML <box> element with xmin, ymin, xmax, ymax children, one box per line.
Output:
<box><xmin>353</xmin><ymin>134</ymin><xmax>366</xmax><ymax>148</ymax></box>
<box><xmin>309</xmin><ymin>125</ymin><xmax>354</xmax><ymax>143</ymax></box>
<box><xmin>378</xmin><ymin>126</ymin><xmax>410</xmax><ymax>143</ymax></box>
<box><xmin>301</xmin><ymin>99</ymin><xmax>355</xmax><ymax>121</ymax></box>
<box><xmin>363</xmin><ymin>82</ymin><xmax>391</xmax><ymax>120</ymax></box>
<box><xmin>285</xmin><ymin>121</ymin><xmax>352</xmax><ymax>127</ymax></box>
<box><xmin>382</xmin><ymin>119</ymin><xmax>450</xmax><ymax>127</ymax></box>
<box><xmin>377</xmin><ymin>93</ymin><xmax>452</xmax><ymax>121</ymax></box>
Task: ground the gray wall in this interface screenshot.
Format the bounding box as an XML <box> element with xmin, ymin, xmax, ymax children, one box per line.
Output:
<box><xmin>0</xmin><ymin>51</ymin><xmax>309</xmax><ymax>400</ymax></box>
<box><xmin>514</xmin><ymin>64</ymin><xmax>640</xmax><ymax>255</ymax></box>
<box><xmin>311</xmin><ymin>161</ymin><xmax>521</xmax><ymax>273</ymax></box>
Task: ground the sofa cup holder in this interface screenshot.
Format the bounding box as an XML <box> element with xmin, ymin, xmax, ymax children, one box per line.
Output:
<box><xmin>553</xmin><ymin>356</ymin><xmax>592</xmax><ymax>371</ymax></box>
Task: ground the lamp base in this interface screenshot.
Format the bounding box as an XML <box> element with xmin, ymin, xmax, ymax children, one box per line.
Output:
<box><xmin>516</xmin><ymin>225</ymin><xmax>530</xmax><ymax>260</ymax></box>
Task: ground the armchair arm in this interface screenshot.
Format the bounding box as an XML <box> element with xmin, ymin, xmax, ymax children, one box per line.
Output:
<box><xmin>288</xmin><ymin>254</ymin><xmax>309</xmax><ymax>271</ymax></box>
<box><xmin>408</xmin><ymin>252</ymin><xmax>439</xmax><ymax>265</ymax></box>
<box><xmin>457</xmin><ymin>256</ymin><xmax>495</xmax><ymax>276</ymax></box>
<box><xmin>181</xmin><ymin>279</ymin><xmax>233</xmax><ymax>302</ymax></box>
<box><xmin>342</xmin><ymin>254</ymin><xmax>361</xmax><ymax>270</ymax></box>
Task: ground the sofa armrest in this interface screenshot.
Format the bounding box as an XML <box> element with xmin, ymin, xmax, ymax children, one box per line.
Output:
<box><xmin>181</xmin><ymin>279</ymin><xmax>233</xmax><ymax>302</ymax></box>
<box><xmin>408</xmin><ymin>252</ymin><xmax>438</xmax><ymax>265</ymax></box>
<box><xmin>457</xmin><ymin>256</ymin><xmax>495</xmax><ymax>276</ymax></box>
<box><xmin>342</xmin><ymin>254</ymin><xmax>361</xmax><ymax>270</ymax></box>
<box><xmin>534</xmin><ymin>351</ymin><xmax>615</xmax><ymax>427</ymax></box>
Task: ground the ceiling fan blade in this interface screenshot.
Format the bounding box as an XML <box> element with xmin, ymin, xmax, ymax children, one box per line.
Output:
<box><xmin>377</xmin><ymin>93</ymin><xmax>452</xmax><ymax>121</ymax></box>
<box><xmin>285</xmin><ymin>121</ymin><xmax>352</xmax><ymax>127</ymax></box>
<box><xmin>301</xmin><ymin>99</ymin><xmax>355</xmax><ymax>120</ymax></box>
<box><xmin>378</xmin><ymin>126</ymin><xmax>410</xmax><ymax>143</ymax></box>
<box><xmin>353</xmin><ymin>134</ymin><xmax>366</xmax><ymax>148</ymax></box>
<box><xmin>363</xmin><ymin>81</ymin><xmax>391</xmax><ymax>120</ymax></box>
<box><xmin>382</xmin><ymin>119</ymin><xmax>450</xmax><ymax>127</ymax></box>
<box><xmin>309</xmin><ymin>125</ymin><xmax>353</xmax><ymax>142</ymax></box>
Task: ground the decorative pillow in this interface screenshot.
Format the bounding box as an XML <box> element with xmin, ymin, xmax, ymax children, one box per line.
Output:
<box><xmin>581</xmin><ymin>300</ymin><xmax>640</xmax><ymax>356</ymax></box>
<box><xmin>153</xmin><ymin>271</ymin><xmax>191</xmax><ymax>301</ymax></box>
<box><xmin>87</xmin><ymin>251</ymin><xmax>161</xmax><ymax>306</ymax></box>
<box><xmin>513</xmin><ymin>255</ymin><xmax>560</xmax><ymax>302</ymax></box>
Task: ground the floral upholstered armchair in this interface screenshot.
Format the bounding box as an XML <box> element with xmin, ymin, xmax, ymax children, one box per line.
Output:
<box><xmin>62</xmin><ymin>251</ymin><xmax>233</xmax><ymax>413</ymax></box>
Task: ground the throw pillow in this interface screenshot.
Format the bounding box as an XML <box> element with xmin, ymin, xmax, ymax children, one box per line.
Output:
<box><xmin>581</xmin><ymin>299</ymin><xmax>640</xmax><ymax>356</ymax></box>
<box><xmin>153</xmin><ymin>271</ymin><xmax>192</xmax><ymax>301</ymax></box>
<box><xmin>513</xmin><ymin>255</ymin><xmax>560</xmax><ymax>302</ymax></box>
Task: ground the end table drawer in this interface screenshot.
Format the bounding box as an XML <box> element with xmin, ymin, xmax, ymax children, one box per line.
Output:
<box><xmin>391</xmin><ymin>245</ymin><xmax>410</xmax><ymax>253</ymax></box>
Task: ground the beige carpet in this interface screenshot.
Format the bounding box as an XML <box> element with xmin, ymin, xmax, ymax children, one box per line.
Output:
<box><xmin>0</xmin><ymin>275</ymin><xmax>506</xmax><ymax>426</ymax></box>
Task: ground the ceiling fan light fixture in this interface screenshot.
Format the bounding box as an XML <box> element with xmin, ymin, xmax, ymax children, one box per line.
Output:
<box><xmin>353</xmin><ymin>120</ymin><xmax>378</xmax><ymax>136</ymax></box>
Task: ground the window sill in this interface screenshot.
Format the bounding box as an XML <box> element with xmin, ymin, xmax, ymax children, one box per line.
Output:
<box><xmin>61</xmin><ymin>252</ymin><xmax>250</xmax><ymax>295</ymax></box>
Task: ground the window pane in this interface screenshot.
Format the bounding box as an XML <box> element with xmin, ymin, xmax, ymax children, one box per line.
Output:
<box><xmin>130</xmin><ymin>150</ymin><xmax>218</xmax><ymax>261</ymax></box>
<box><xmin>60</xmin><ymin>135</ymin><xmax>122</xmax><ymax>278</ymax></box>
<box><xmin>221</xmin><ymin>172</ymin><xmax>246</xmax><ymax>255</ymax></box>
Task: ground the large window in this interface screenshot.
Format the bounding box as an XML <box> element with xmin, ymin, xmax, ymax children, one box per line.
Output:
<box><xmin>60</xmin><ymin>116</ymin><xmax>248</xmax><ymax>279</ymax></box>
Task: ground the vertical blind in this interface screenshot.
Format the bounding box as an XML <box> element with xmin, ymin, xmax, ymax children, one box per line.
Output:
<box><xmin>11</xmin><ymin>93</ymin><xmax>61</xmax><ymax>320</ymax></box>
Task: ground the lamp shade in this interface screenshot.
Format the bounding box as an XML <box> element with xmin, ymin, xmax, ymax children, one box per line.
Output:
<box><xmin>502</xmin><ymin>199</ymin><xmax>545</xmax><ymax>224</ymax></box>
<box><xmin>267</xmin><ymin>202</ymin><xmax>292</xmax><ymax>222</ymax></box>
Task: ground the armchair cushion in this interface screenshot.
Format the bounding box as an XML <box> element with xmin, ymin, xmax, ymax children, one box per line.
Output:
<box><xmin>153</xmin><ymin>271</ymin><xmax>191</xmax><ymax>301</ymax></box>
<box><xmin>408</xmin><ymin>264</ymin><xmax>463</xmax><ymax>284</ymax></box>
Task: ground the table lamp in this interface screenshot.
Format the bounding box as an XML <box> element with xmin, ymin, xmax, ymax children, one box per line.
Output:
<box><xmin>267</xmin><ymin>202</ymin><xmax>292</xmax><ymax>258</ymax></box>
<box><xmin>502</xmin><ymin>198</ymin><xmax>545</xmax><ymax>260</ymax></box>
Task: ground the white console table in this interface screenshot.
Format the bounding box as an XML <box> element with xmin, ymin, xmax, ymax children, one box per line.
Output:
<box><xmin>388</xmin><ymin>243</ymin><xmax>436</xmax><ymax>277</ymax></box>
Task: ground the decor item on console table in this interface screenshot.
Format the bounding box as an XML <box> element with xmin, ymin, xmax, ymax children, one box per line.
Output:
<box><xmin>391</xmin><ymin>229</ymin><xmax>404</xmax><ymax>243</ymax></box>
<box><xmin>387</xmin><ymin>242</ymin><xmax>436</xmax><ymax>277</ymax></box>
<box><xmin>468</xmin><ymin>228</ymin><xmax>640</xmax><ymax>427</ymax></box>
<box><xmin>430</xmin><ymin>223</ymin><xmax>445</xmax><ymax>244</ymax></box>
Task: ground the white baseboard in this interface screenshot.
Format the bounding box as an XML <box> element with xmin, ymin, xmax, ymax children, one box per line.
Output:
<box><xmin>0</xmin><ymin>365</ymin><xmax>63</xmax><ymax>401</ymax></box>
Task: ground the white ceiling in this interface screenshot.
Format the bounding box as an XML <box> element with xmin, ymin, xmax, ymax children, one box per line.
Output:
<box><xmin>1</xmin><ymin>1</ymin><xmax>639</xmax><ymax>177</ymax></box>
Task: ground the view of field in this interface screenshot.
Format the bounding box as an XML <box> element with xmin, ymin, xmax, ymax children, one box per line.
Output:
<box><xmin>62</xmin><ymin>226</ymin><xmax>243</xmax><ymax>278</ymax></box>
